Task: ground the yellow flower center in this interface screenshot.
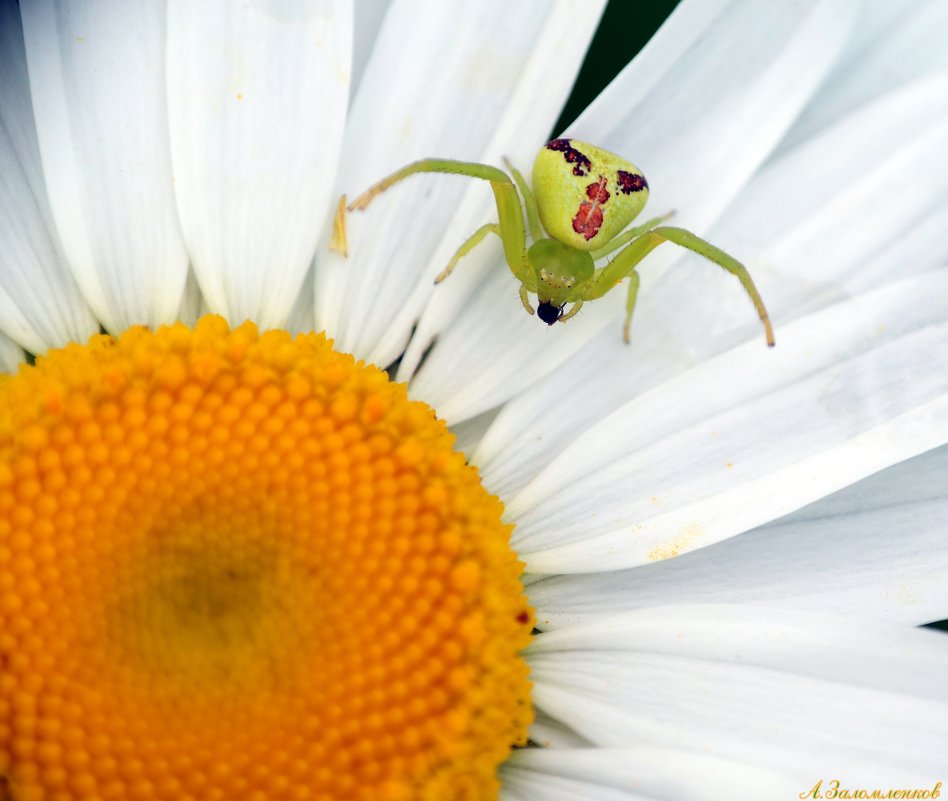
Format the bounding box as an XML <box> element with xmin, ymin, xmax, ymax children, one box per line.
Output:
<box><xmin>0</xmin><ymin>316</ymin><xmax>533</xmax><ymax>801</ymax></box>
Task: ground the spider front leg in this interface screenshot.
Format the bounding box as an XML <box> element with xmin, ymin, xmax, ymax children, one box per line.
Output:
<box><xmin>622</xmin><ymin>270</ymin><xmax>641</xmax><ymax>344</ymax></box>
<box><xmin>556</xmin><ymin>299</ymin><xmax>584</xmax><ymax>323</ymax></box>
<box><xmin>503</xmin><ymin>157</ymin><xmax>542</xmax><ymax>242</ymax></box>
<box><xmin>588</xmin><ymin>211</ymin><xmax>676</xmax><ymax>261</ymax></box>
<box><xmin>346</xmin><ymin>158</ymin><xmax>534</xmax><ymax>288</ymax></box>
<box><xmin>588</xmin><ymin>226</ymin><xmax>775</xmax><ymax>347</ymax></box>
<box><xmin>435</xmin><ymin>223</ymin><xmax>501</xmax><ymax>283</ymax></box>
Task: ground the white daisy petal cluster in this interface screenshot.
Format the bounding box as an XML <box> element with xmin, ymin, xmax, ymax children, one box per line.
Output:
<box><xmin>2</xmin><ymin>0</ymin><xmax>948</xmax><ymax>798</ymax></box>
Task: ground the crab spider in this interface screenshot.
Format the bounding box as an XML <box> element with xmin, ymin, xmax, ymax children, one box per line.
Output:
<box><xmin>336</xmin><ymin>138</ymin><xmax>774</xmax><ymax>347</ymax></box>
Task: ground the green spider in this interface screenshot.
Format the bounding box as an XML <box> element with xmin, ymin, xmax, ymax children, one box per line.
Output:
<box><xmin>336</xmin><ymin>138</ymin><xmax>774</xmax><ymax>347</ymax></box>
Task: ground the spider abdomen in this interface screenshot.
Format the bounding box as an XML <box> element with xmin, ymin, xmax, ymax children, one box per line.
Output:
<box><xmin>532</xmin><ymin>139</ymin><xmax>649</xmax><ymax>251</ymax></box>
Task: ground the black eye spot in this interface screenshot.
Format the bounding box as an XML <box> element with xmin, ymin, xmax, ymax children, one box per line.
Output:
<box><xmin>537</xmin><ymin>301</ymin><xmax>564</xmax><ymax>325</ymax></box>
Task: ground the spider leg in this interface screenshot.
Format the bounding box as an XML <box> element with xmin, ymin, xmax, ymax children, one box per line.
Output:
<box><xmin>435</xmin><ymin>223</ymin><xmax>502</xmax><ymax>283</ymax></box>
<box><xmin>503</xmin><ymin>157</ymin><xmax>543</xmax><ymax>241</ymax></box>
<box><xmin>588</xmin><ymin>211</ymin><xmax>676</xmax><ymax>260</ymax></box>
<box><xmin>559</xmin><ymin>299</ymin><xmax>584</xmax><ymax>323</ymax></box>
<box><xmin>622</xmin><ymin>270</ymin><xmax>641</xmax><ymax>344</ymax></box>
<box><xmin>347</xmin><ymin>158</ymin><xmax>531</xmax><ymax>285</ymax></box>
<box><xmin>588</xmin><ymin>226</ymin><xmax>774</xmax><ymax>347</ymax></box>
<box><xmin>329</xmin><ymin>195</ymin><xmax>349</xmax><ymax>255</ymax></box>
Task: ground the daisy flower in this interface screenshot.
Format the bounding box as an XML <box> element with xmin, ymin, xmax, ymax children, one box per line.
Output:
<box><xmin>1</xmin><ymin>1</ymin><xmax>947</xmax><ymax>800</ymax></box>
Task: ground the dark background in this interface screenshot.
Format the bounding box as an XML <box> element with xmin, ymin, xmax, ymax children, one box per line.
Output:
<box><xmin>554</xmin><ymin>0</ymin><xmax>681</xmax><ymax>135</ymax></box>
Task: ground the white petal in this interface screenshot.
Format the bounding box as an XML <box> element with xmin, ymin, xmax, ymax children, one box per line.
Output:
<box><xmin>285</xmin><ymin>263</ymin><xmax>316</xmax><ymax>336</ymax></box>
<box><xmin>503</xmin><ymin>748</ymin><xmax>797</xmax><ymax>801</ymax></box>
<box><xmin>529</xmin><ymin>444</ymin><xmax>948</xmax><ymax>629</ymax></box>
<box><xmin>474</xmin><ymin>74</ymin><xmax>948</xmax><ymax>500</ymax></box>
<box><xmin>0</xmin><ymin>0</ymin><xmax>98</xmax><ymax>353</ymax></box>
<box><xmin>510</xmin><ymin>271</ymin><xmax>948</xmax><ymax>573</ymax></box>
<box><xmin>712</xmin><ymin>73</ymin><xmax>948</xmax><ymax>315</ymax></box>
<box><xmin>20</xmin><ymin>0</ymin><xmax>189</xmax><ymax>332</ymax></box>
<box><xmin>449</xmin><ymin>407</ymin><xmax>501</xmax><ymax>459</ymax></box>
<box><xmin>527</xmin><ymin>709</ymin><xmax>593</xmax><ymax>750</ymax></box>
<box><xmin>406</xmin><ymin>0</ymin><xmax>856</xmax><ymax>423</ymax></box>
<box><xmin>175</xmin><ymin>268</ymin><xmax>207</xmax><ymax>329</ymax></box>
<box><xmin>167</xmin><ymin>0</ymin><xmax>351</xmax><ymax>329</ymax></box>
<box><xmin>350</xmin><ymin>0</ymin><xmax>390</xmax><ymax>100</ymax></box>
<box><xmin>0</xmin><ymin>327</ymin><xmax>25</xmax><ymax>374</ymax></box>
<box><xmin>529</xmin><ymin>605</ymin><xmax>948</xmax><ymax>782</ymax></box>
<box><xmin>784</xmin><ymin>0</ymin><xmax>948</xmax><ymax>148</ymax></box>
<box><xmin>316</xmin><ymin>0</ymin><xmax>605</xmax><ymax>365</ymax></box>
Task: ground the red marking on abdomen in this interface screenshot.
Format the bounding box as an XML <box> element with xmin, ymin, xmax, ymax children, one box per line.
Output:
<box><xmin>586</xmin><ymin>176</ymin><xmax>610</xmax><ymax>203</ymax></box>
<box><xmin>573</xmin><ymin>202</ymin><xmax>604</xmax><ymax>240</ymax></box>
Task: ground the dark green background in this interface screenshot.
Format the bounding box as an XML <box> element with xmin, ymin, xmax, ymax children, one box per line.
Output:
<box><xmin>554</xmin><ymin>0</ymin><xmax>681</xmax><ymax>135</ymax></box>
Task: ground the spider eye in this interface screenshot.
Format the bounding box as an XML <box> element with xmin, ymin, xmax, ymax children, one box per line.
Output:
<box><xmin>537</xmin><ymin>301</ymin><xmax>564</xmax><ymax>325</ymax></box>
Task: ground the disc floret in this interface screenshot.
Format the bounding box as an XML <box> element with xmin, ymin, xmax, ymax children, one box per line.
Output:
<box><xmin>0</xmin><ymin>315</ymin><xmax>533</xmax><ymax>800</ymax></box>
